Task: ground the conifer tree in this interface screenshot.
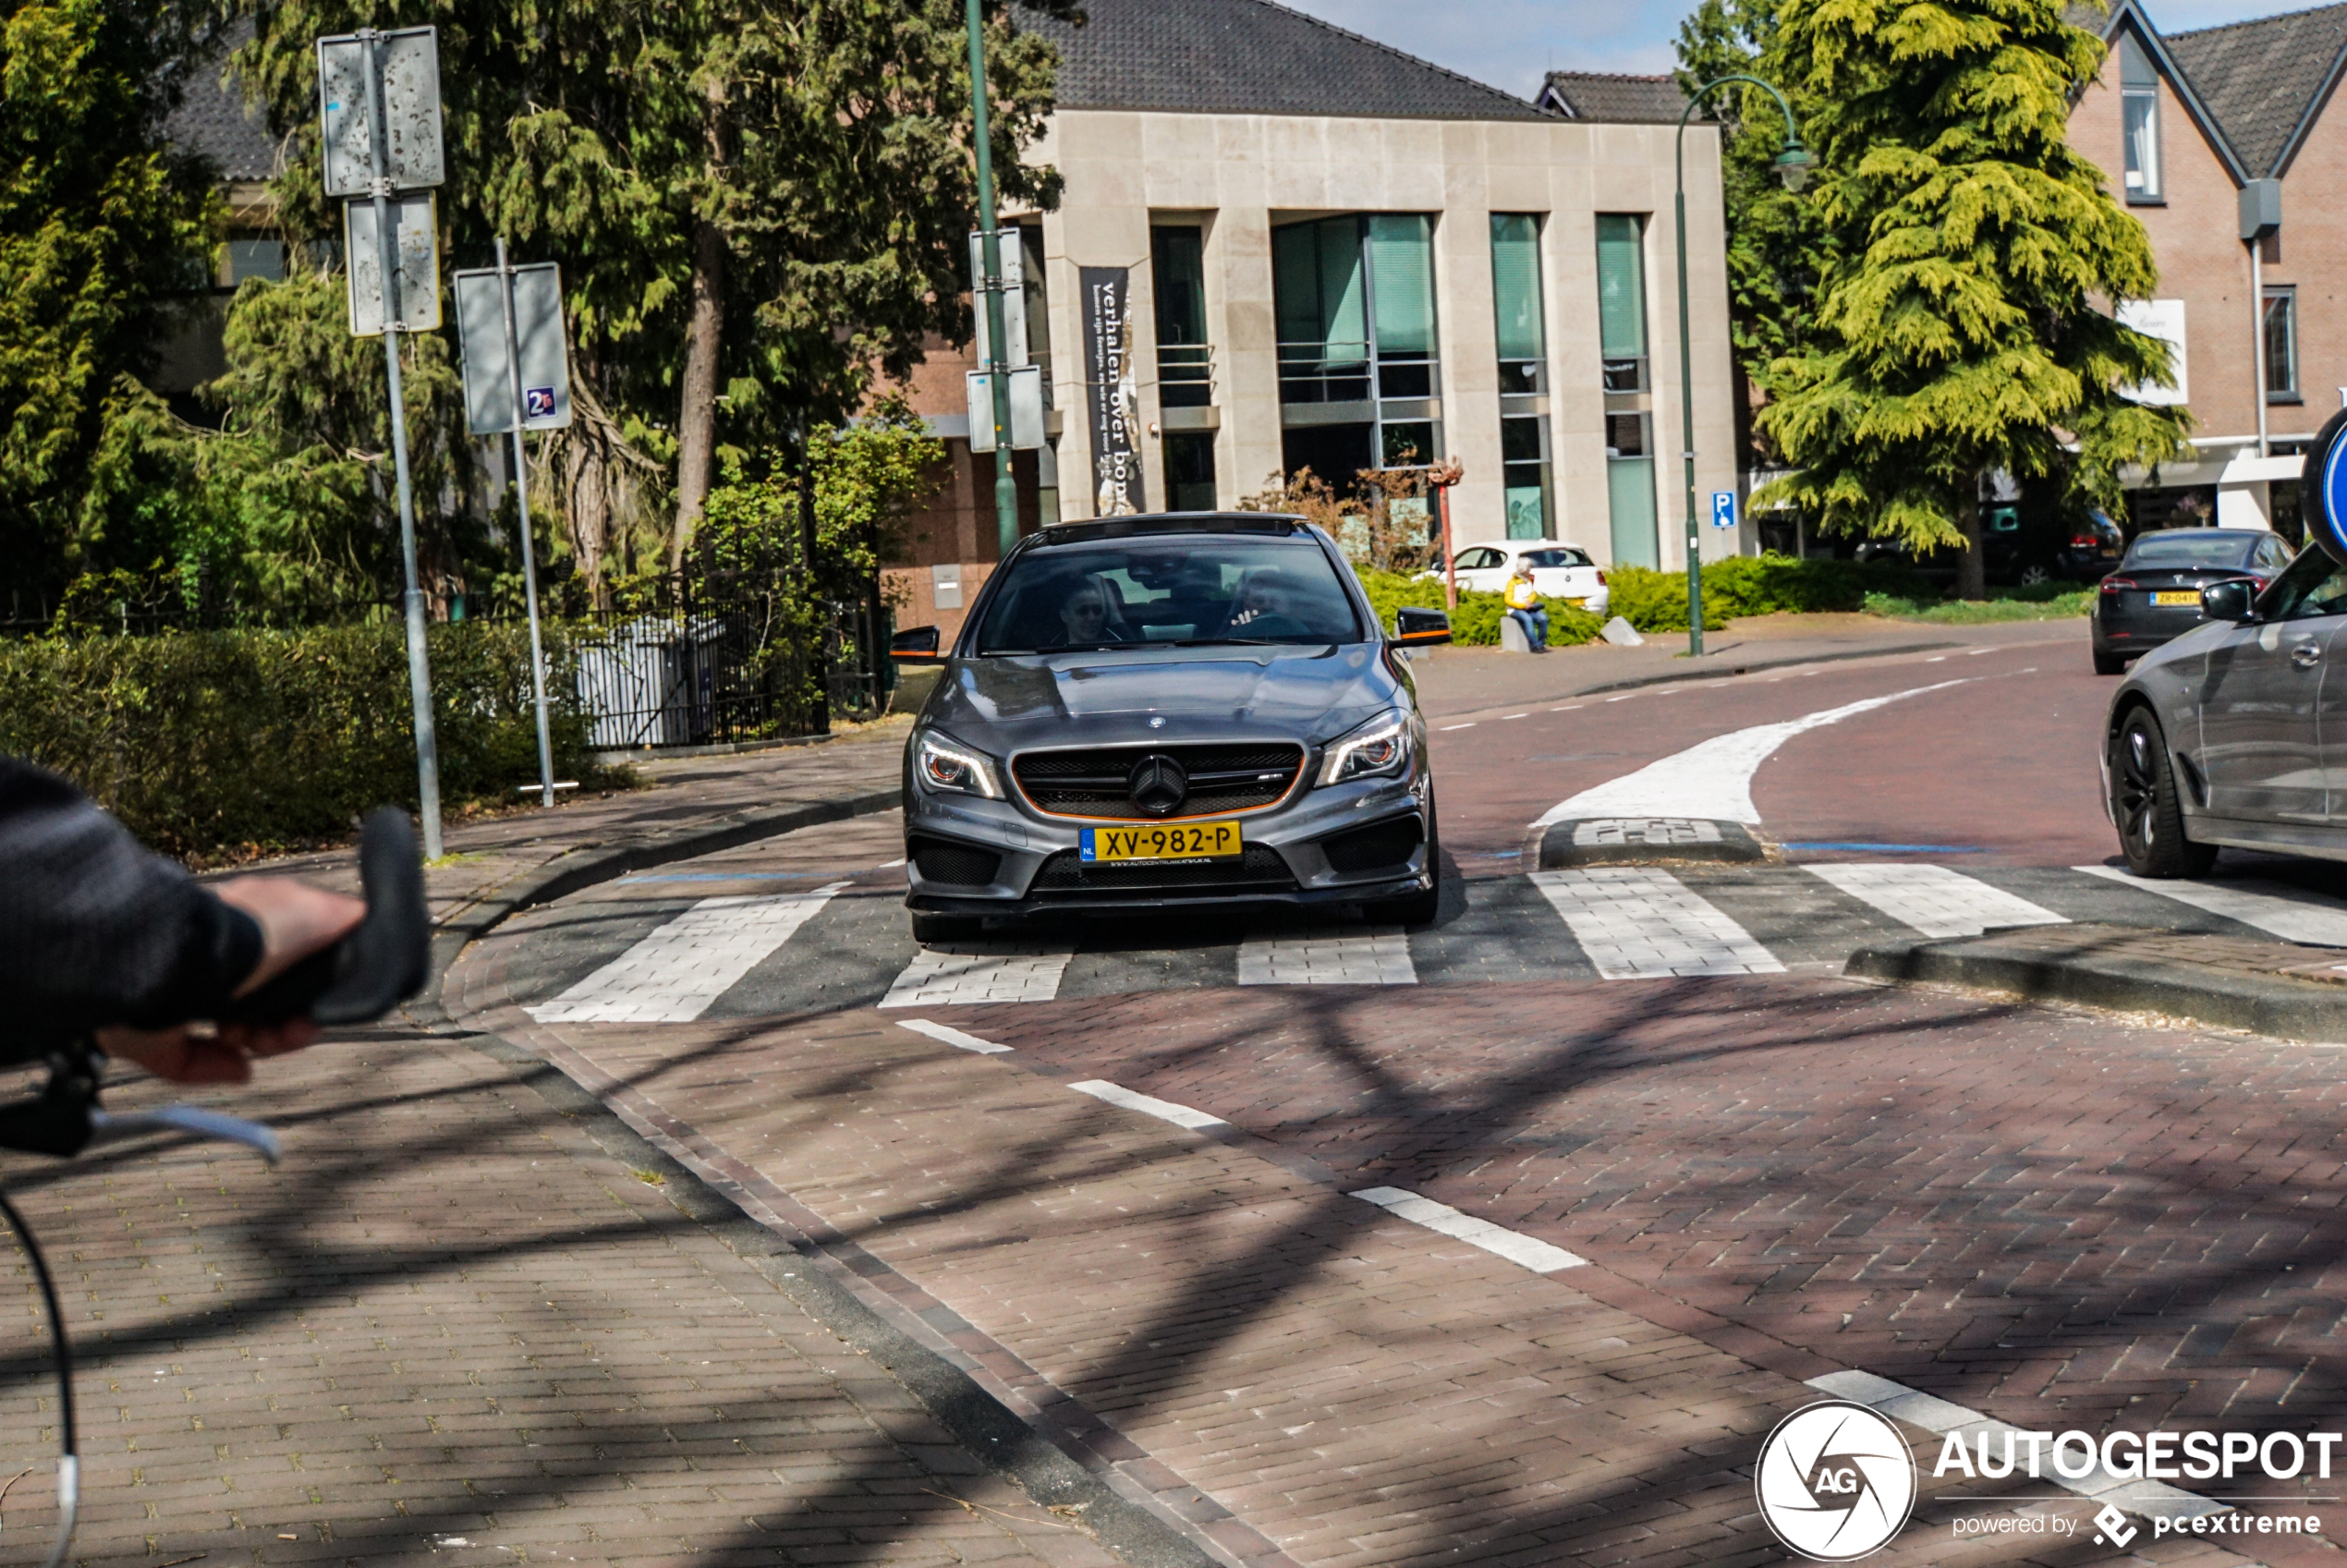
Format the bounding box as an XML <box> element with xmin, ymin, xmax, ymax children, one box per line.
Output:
<box><xmin>1752</xmin><ymin>0</ymin><xmax>2188</xmax><ymax>594</ymax></box>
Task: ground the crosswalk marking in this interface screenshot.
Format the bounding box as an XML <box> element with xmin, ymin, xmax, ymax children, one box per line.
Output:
<box><xmin>1806</xmin><ymin>863</ymin><xmax>2069</xmax><ymax>939</ymax></box>
<box><xmin>879</xmin><ymin>945</ymin><xmax>1074</xmax><ymax>1007</ymax></box>
<box><xmin>1351</xmin><ymin>1187</ymin><xmax>1587</xmax><ymax>1272</ymax></box>
<box><xmin>2073</xmin><ymin>865</ymin><xmax>2347</xmax><ymax>946</ymax></box>
<box><xmin>1530</xmin><ymin>867</ymin><xmax>1784</xmax><ymax>978</ymax></box>
<box><xmin>525</xmin><ymin>883</ymin><xmax>850</xmax><ymax>1023</ymax></box>
<box><xmin>1237</xmin><ymin>929</ymin><xmax>1416</xmax><ymax>985</ymax></box>
<box><xmin>895</xmin><ymin>1018</ymin><xmax>1013</xmax><ymax>1054</ymax></box>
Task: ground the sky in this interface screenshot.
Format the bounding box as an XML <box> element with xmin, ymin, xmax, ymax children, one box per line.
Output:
<box><xmin>1271</xmin><ymin>0</ymin><xmax>2327</xmax><ymax>99</ymax></box>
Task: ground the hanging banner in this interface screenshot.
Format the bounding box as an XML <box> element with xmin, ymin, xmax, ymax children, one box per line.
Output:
<box><xmin>1080</xmin><ymin>266</ymin><xmax>1145</xmax><ymax>517</ymax></box>
<box><xmin>2303</xmin><ymin>407</ymin><xmax>2347</xmax><ymax>565</ymax></box>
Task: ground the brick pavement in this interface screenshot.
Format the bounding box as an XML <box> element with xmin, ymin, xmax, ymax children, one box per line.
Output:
<box><xmin>919</xmin><ymin>978</ymin><xmax>2347</xmax><ymax>1542</ymax></box>
<box><xmin>0</xmin><ymin>1028</ymin><xmax>1115</xmax><ymax>1568</ymax></box>
<box><xmin>452</xmin><ymin>922</ymin><xmax>2262</xmax><ymax>1566</ymax></box>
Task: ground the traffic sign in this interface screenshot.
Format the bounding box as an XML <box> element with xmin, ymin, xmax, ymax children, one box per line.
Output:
<box><xmin>1711</xmin><ymin>491</ymin><xmax>1738</xmax><ymax>530</ymax></box>
<box><xmin>967</xmin><ymin>366</ymin><xmax>1045</xmax><ymax>451</ymax></box>
<box><xmin>968</xmin><ymin>229</ymin><xmax>1028</xmax><ymax>370</ymax></box>
<box><xmin>343</xmin><ymin>193</ymin><xmax>441</xmax><ymax>335</ymax></box>
<box><xmin>455</xmin><ymin>263</ymin><xmax>571</xmax><ymax>434</ymax></box>
<box><xmin>2304</xmin><ymin>407</ymin><xmax>2347</xmax><ymax>565</ymax></box>
<box><xmin>317</xmin><ymin>29</ymin><xmax>444</xmax><ymax>195</ymax></box>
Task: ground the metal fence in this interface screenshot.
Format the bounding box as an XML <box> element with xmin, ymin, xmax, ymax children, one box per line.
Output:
<box><xmin>6</xmin><ymin>572</ymin><xmax>891</xmax><ymax>752</ymax></box>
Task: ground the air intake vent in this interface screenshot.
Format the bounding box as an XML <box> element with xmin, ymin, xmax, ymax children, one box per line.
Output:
<box><xmin>910</xmin><ymin>838</ymin><xmax>1002</xmax><ymax>887</ymax></box>
<box><xmin>1319</xmin><ymin>816</ymin><xmax>1424</xmax><ymax>874</ymax></box>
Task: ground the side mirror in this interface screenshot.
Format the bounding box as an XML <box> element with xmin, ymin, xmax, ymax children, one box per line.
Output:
<box><xmin>890</xmin><ymin>626</ymin><xmax>946</xmax><ymax>663</ymax></box>
<box><xmin>2200</xmin><ymin>579</ymin><xmax>2257</xmax><ymax>624</ymax></box>
<box><xmin>1393</xmin><ymin>607</ymin><xmax>1452</xmax><ymax>646</ymax></box>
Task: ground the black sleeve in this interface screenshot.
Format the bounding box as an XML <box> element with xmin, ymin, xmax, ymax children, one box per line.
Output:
<box><xmin>0</xmin><ymin>759</ymin><xmax>264</xmax><ymax>1052</ymax></box>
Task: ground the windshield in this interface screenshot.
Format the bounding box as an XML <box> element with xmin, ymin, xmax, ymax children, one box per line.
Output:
<box><xmin>1518</xmin><ymin>547</ymin><xmax>1592</xmax><ymax>569</ymax></box>
<box><xmin>975</xmin><ymin>536</ymin><xmax>1363</xmax><ymax>653</ymax></box>
<box><xmin>2125</xmin><ymin>533</ymin><xmax>2257</xmax><ymax>567</ymax></box>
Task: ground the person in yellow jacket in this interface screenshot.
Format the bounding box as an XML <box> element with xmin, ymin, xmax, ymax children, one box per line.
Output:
<box><xmin>1502</xmin><ymin>557</ymin><xmax>1549</xmax><ymax>652</ymax></box>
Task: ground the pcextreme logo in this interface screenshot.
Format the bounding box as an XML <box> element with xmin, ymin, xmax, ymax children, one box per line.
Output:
<box><xmin>1756</xmin><ymin>1401</ymin><xmax>1919</xmax><ymax>1561</ymax></box>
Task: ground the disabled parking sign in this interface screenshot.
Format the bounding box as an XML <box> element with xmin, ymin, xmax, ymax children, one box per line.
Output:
<box><xmin>1712</xmin><ymin>491</ymin><xmax>1737</xmax><ymax>530</ymax></box>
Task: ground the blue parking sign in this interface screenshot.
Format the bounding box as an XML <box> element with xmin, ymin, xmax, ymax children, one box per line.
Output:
<box><xmin>1711</xmin><ymin>491</ymin><xmax>1737</xmax><ymax>530</ymax></box>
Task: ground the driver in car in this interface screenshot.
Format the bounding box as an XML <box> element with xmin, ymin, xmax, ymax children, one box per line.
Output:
<box><xmin>1227</xmin><ymin>570</ymin><xmax>1309</xmax><ymax>636</ymax></box>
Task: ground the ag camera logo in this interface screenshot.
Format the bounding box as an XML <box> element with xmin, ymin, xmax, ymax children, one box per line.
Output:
<box><xmin>1757</xmin><ymin>1401</ymin><xmax>1918</xmax><ymax>1561</ymax></box>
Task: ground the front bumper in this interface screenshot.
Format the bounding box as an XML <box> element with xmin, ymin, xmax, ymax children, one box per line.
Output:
<box><xmin>903</xmin><ymin>771</ymin><xmax>1434</xmax><ymax>918</ymax></box>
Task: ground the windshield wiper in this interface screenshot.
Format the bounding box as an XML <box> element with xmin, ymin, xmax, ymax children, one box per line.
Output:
<box><xmin>1172</xmin><ymin>637</ymin><xmax>1283</xmax><ymax>647</ymax></box>
<box><xmin>981</xmin><ymin>640</ymin><xmax>1142</xmax><ymax>656</ymax></box>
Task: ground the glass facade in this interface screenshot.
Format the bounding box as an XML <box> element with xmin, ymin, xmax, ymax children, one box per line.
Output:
<box><xmin>1490</xmin><ymin>213</ymin><xmax>1551</xmax><ymax>539</ymax></box>
<box><xmin>2121</xmin><ymin>36</ymin><xmax>2162</xmax><ymax>203</ymax></box>
<box><xmin>1164</xmin><ymin>432</ymin><xmax>1218</xmax><ymax>510</ymax></box>
<box><xmin>1597</xmin><ymin>215</ymin><xmax>1659</xmax><ymax>567</ymax></box>
<box><xmin>1272</xmin><ymin>214</ymin><xmax>1441</xmax><ymax>480</ymax></box>
<box><xmin>1151</xmin><ymin>225</ymin><xmax>1211</xmax><ymax>408</ymax></box>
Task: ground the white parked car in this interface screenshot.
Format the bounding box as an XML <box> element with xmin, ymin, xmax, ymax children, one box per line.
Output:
<box><xmin>1437</xmin><ymin>543</ymin><xmax>1611</xmax><ymax>616</ymax></box>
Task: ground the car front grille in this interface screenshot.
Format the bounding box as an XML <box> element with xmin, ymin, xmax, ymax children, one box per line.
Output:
<box><xmin>1013</xmin><ymin>744</ymin><xmax>1306</xmax><ymax>820</ymax></box>
<box><xmin>1028</xmin><ymin>844</ymin><xmax>1296</xmax><ymax>895</ymax></box>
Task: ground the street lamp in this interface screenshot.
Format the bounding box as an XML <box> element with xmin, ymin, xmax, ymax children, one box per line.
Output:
<box><xmin>1676</xmin><ymin>75</ymin><xmax>1813</xmax><ymax>657</ymax></box>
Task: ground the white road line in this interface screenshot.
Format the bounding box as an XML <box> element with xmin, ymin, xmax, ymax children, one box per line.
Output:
<box><xmin>1532</xmin><ymin>680</ymin><xmax>1969</xmax><ymax>828</ymax></box>
<box><xmin>1531</xmin><ymin>867</ymin><xmax>1784</xmax><ymax>978</ymax></box>
<box><xmin>1503</xmin><ymin>712</ymin><xmax>1526</xmax><ymax>720</ymax></box>
<box><xmin>1238</xmin><ymin>929</ymin><xmax>1416</xmax><ymax>985</ymax></box>
<box><xmin>1926</xmin><ymin>655</ymin><xmax>1947</xmax><ymax>662</ymax></box>
<box><xmin>1806</xmin><ymin>863</ymin><xmax>2069</xmax><ymax>940</ymax></box>
<box><xmin>1068</xmin><ymin>1080</ymin><xmax>1229</xmax><ymax>1131</ymax></box>
<box><xmin>878</xmin><ymin>857</ymin><xmax>907</xmax><ymax>869</ymax></box>
<box><xmin>2073</xmin><ymin>864</ymin><xmax>2347</xmax><ymax>946</ymax></box>
<box><xmin>1441</xmin><ymin>723</ymin><xmax>1477</xmax><ymax>731</ymax></box>
<box><xmin>1806</xmin><ymin>1369</ymin><xmax>2227</xmax><ymax>1521</ymax></box>
<box><xmin>879</xmin><ymin>945</ymin><xmax>1074</xmax><ymax>1007</ymax></box>
<box><xmin>1553</xmin><ymin>704</ymin><xmax>1584</xmax><ymax>711</ymax></box>
<box><xmin>1967</xmin><ymin>646</ymin><xmax>1998</xmax><ymax>654</ymax></box>
<box><xmin>525</xmin><ymin>883</ymin><xmax>849</xmax><ymax>1024</ymax></box>
<box><xmin>894</xmin><ymin>1018</ymin><xmax>1012</xmax><ymax>1054</ymax></box>
<box><xmin>1605</xmin><ymin>694</ymin><xmax>1636</xmax><ymax>702</ymax></box>
<box><xmin>1351</xmin><ymin>1187</ymin><xmax>1587</xmax><ymax>1272</ymax></box>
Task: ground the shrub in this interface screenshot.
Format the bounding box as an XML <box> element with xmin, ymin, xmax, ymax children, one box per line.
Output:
<box><xmin>0</xmin><ymin>621</ymin><xmax>594</xmax><ymax>860</ymax></box>
<box><xmin>1350</xmin><ymin>569</ymin><xmax>1604</xmax><ymax>647</ymax></box>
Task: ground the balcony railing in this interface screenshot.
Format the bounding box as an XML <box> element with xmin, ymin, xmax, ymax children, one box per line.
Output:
<box><xmin>1158</xmin><ymin>341</ymin><xmax>1215</xmax><ymax>407</ymax></box>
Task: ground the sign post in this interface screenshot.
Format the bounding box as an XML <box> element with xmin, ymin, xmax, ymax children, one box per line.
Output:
<box><xmin>456</xmin><ymin>247</ymin><xmax>572</xmax><ymax>808</ymax></box>
<box><xmin>321</xmin><ymin>25</ymin><xmax>446</xmax><ymax>857</ymax></box>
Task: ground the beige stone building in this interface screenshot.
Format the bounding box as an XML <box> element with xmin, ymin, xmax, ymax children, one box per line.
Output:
<box><xmin>891</xmin><ymin>0</ymin><xmax>1734</xmax><ymax>636</ymax></box>
<box><xmin>2073</xmin><ymin>0</ymin><xmax>2347</xmax><ymax>536</ymax></box>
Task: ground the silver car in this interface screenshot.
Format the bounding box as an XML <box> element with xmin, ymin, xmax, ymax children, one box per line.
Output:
<box><xmin>892</xmin><ymin>513</ymin><xmax>1452</xmax><ymax>944</ymax></box>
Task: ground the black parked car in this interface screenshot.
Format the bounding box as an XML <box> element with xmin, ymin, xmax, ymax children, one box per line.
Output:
<box><xmin>2091</xmin><ymin>528</ymin><xmax>2293</xmax><ymax>675</ymax></box>
<box><xmin>890</xmin><ymin>513</ymin><xmax>1452</xmax><ymax>945</ymax></box>
<box><xmin>1851</xmin><ymin>506</ymin><xmax>2124</xmax><ymax>585</ymax></box>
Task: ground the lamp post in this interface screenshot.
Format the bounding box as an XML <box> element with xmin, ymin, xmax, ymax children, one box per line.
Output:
<box><xmin>1675</xmin><ymin>75</ymin><xmax>1813</xmax><ymax>658</ymax></box>
<box><xmin>964</xmin><ymin>0</ymin><xmax>1019</xmax><ymax>557</ymax></box>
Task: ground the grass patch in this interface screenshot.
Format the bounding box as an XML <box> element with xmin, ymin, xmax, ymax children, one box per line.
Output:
<box><xmin>1864</xmin><ymin>589</ymin><xmax>2094</xmax><ymax>623</ymax></box>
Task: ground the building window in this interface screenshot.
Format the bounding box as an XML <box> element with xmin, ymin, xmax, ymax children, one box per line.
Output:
<box><xmin>2121</xmin><ymin>35</ymin><xmax>2162</xmax><ymax>203</ymax></box>
<box><xmin>1490</xmin><ymin>213</ymin><xmax>1551</xmax><ymax>540</ymax></box>
<box><xmin>1164</xmin><ymin>432</ymin><xmax>1217</xmax><ymax>511</ymax></box>
<box><xmin>1597</xmin><ymin>214</ymin><xmax>1659</xmax><ymax>567</ymax></box>
<box><xmin>1271</xmin><ymin>213</ymin><xmax>1442</xmax><ymax>480</ymax></box>
<box><xmin>2266</xmin><ymin>286</ymin><xmax>2299</xmax><ymax>402</ymax></box>
<box><xmin>225</xmin><ymin>238</ymin><xmax>285</xmax><ymax>286</ymax></box>
<box><xmin>1151</xmin><ymin>225</ymin><xmax>1211</xmax><ymax>408</ymax></box>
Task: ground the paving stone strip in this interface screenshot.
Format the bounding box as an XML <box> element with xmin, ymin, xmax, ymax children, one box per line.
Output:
<box><xmin>453</xmin><ymin>942</ymin><xmax>2249</xmax><ymax>1565</ymax></box>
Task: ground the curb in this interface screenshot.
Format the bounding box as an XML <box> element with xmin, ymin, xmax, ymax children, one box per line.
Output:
<box><xmin>1529</xmin><ymin>817</ymin><xmax>1769</xmax><ymax>869</ymax></box>
<box><xmin>407</xmin><ymin>793</ymin><xmax>1222</xmax><ymax>1568</ymax></box>
<box><xmin>1844</xmin><ymin>935</ymin><xmax>2347</xmax><ymax>1042</ymax></box>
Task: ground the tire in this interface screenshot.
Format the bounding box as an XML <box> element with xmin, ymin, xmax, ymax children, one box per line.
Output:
<box><xmin>2020</xmin><ymin>564</ymin><xmax>2054</xmax><ymax>587</ymax></box>
<box><xmin>2093</xmin><ymin>649</ymin><xmax>2127</xmax><ymax>675</ymax></box>
<box><xmin>2110</xmin><ymin>707</ymin><xmax>2217</xmax><ymax>878</ymax></box>
<box><xmin>910</xmin><ymin>912</ymin><xmax>983</xmax><ymax>945</ymax></box>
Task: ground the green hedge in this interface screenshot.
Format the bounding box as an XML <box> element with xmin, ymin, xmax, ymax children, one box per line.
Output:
<box><xmin>0</xmin><ymin>622</ymin><xmax>593</xmax><ymax>860</ymax></box>
<box><xmin>1353</xmin><ymin>554</ymin><xmax>1937</xmax><ymax>644</ymax></box>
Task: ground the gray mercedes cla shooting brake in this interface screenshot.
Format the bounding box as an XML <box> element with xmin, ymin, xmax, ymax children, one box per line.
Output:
<box><xmin>894</xmin><ymin>513</ymin><xmax>1452</xmax><ymax>945</ymax></box>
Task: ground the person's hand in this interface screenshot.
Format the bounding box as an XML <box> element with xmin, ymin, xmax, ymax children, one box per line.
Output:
<box><xmin>95</xmin><ymin>878</ymin><xmax>367</xmax><ymax>1085</ymax></box>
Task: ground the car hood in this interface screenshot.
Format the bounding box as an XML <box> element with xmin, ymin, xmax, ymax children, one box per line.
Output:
<box><xmin>922</xmin><ymin>644</ymin><xmax>1398</xmax><ymax>751</ymax></box>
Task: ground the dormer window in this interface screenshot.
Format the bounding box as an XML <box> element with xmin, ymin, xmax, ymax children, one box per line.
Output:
<box><xmin>2122</xmin><ymin>35</ymin><xmax>2163</xmax><ymax>203</ymax></box>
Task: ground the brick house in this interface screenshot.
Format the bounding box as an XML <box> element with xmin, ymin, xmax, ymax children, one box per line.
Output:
<box><xmin>2078</xmin><ymin>0</ymin><xmax>2347</xmax><ymax>537</ymax></box>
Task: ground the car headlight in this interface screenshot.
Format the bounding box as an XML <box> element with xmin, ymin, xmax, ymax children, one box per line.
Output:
<box><xmin>1317</xmin><ymin>711</ymin><xmax>1413</xmax><ymax>787</ymax></box>
<box><xmin>914</xmin><ymin>731</ymin><xmax>1003</xmax><ymax>798</ymax></box>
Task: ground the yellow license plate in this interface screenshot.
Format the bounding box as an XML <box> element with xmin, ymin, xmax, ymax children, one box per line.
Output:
<box><xmin>1563</xmin><ymin>598</ymin><xmax>1588</xmax><ymax>609</ymax></box>
<box><xmin>2152</xmin><ymin>590</ymin><xmax>2199</xmax><ymax>606</ymax></box>
<box><xmin>1081</xmin><ymin>821</ymin><xmax>1244</xmax><ymax>862</ymax></box>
